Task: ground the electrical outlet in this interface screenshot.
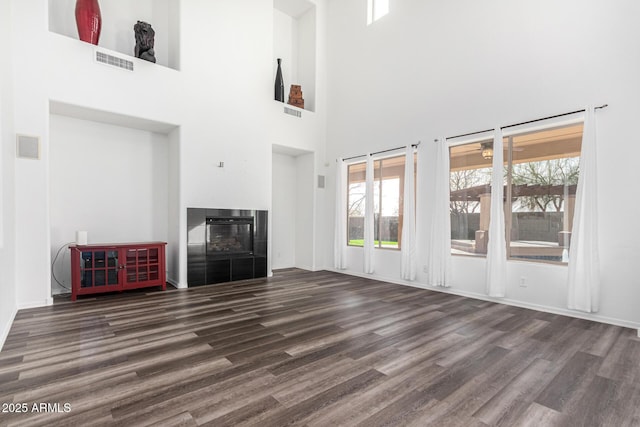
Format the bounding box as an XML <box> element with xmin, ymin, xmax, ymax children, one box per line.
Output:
<box><xmin>423</xmin><ymin>265</ymin><xmax>428</xmax><ymax>273</ymax></box>
<box><xmin>519</xmin><ymin>276</ymin><xmax>527</xmax><ymax>287</ymax></box>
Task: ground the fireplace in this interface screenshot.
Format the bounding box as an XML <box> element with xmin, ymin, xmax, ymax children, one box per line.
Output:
<box><xmin>206</xmin><ymin>216</ymin><xmax>254</xmax><ymax>255</ymax></box>
<box><xmin>187</xmin><ymin>208</ymin><xmax>267</xmax><ymax>286</ymax></box>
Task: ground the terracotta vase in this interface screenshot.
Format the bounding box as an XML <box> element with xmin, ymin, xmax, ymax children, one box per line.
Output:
<box><xmin>75</xmin><ymin>0</ymin><xmax>102</xmax><ymax>45</ymax></box>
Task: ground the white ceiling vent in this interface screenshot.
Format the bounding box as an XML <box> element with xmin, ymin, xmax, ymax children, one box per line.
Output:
<box><xmin>284</xmin><ymin>106</ymin><xmax>302</xmax><ymax>118</ymax></box>
<box><xmin>95</xmin><ymin>51</ymin><xmax>134</xmax><ymax>71</ymax></box>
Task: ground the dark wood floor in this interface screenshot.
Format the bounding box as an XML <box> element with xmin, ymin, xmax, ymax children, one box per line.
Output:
<box><xmin>1</xmin><ymin>269</ymin><xmax>639</xmax><ymax>426</ymax></box>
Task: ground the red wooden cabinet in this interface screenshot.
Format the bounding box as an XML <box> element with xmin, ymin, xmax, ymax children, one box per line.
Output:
<box><xmin>69</xmin><ymin>242</ymin><xmax>167</xmax><ymax>301</ymax></box>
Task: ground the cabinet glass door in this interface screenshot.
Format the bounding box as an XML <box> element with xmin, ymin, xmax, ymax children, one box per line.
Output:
<box><xmin>126</xmin><ymin>249</ymin><xmax>140</xmax><ymax>282</ymax></box>
<box><xmin>149</xmin><ymin>248</ymin><xmax>159</xmax><ymax>281</ymax></box>
<box><xmin>124</xmin><ymin>247</ymin><xmax>161</xmax><ymax>285</ymax></box>
<box><xmin>81</xmin><ymin>250</ymin><xmax>119</xmax><ymax>288</ymax></box>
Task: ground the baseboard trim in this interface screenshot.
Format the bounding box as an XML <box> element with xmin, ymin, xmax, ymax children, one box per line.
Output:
<box><xmin>327</xmin><ymin>268</ymin><xmax>640</xmax><ymax>332</ymax></box>
<box><xmin>0</xmin><ymin>306</ymin><xmax>18</xmax><ymax>351</ymax></box>
<box><xmin>18</xmin><ymin>299</ymin><xmax>52</xmax><ymax>310</ymax></box>
<box><xmin>167</xmin><ymin>278</ymin><xmax>187</xmax><ymax>289</ymax></box>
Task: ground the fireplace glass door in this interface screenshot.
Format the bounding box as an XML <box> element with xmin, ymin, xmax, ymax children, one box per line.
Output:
<box><xmin>206</xmin><ymin>217</ymin><xmax>253</xmax><ymax>255</ymax></box>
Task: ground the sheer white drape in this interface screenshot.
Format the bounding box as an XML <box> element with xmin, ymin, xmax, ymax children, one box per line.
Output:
<box><xmin>428</xmin><ymin>138</ymin><xmax>452</xmax><ymax>287</ymax></box>
<box><xmin>364</xmin><ymin>155</ymin><xmax>375</xmax><ymax>274</ymax></box>
<box><xmin>567</xmin><ymin>106</ymin><xmax>600</xmax><ymax>312</ymax></box>
<box><xmin>401</xmin><ymin>145</ymin><xmax>417</xmax><ymax>281</ymax></box>
<box><xmin>486</xmin><ymin>128</ymin><xmax>507</xmax><ymax>297</ymax></box>
<box><xmin>334</xmin><ymin>159</ymin><xmax>347</xmax><ymax>270</ymax></box>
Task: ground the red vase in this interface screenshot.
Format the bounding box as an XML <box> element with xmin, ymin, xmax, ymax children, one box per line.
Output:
<box><xmin>75</xmin><ymin>0</ymin><xmax>102</xmax><ymax>45</ymax></box>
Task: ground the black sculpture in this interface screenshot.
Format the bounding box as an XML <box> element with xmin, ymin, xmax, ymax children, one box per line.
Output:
<box><xmin>134</xmin><ymin>20</ymin><xmax>156</xmax><ymax>63</ymax></box>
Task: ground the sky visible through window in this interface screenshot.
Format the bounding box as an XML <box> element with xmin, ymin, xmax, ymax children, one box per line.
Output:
<box><xmin>348</xmin><ymin>178</ymin><xmax>399</xmax><ymax>217</ymax></box>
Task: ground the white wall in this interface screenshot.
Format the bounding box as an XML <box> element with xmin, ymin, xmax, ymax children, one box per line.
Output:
<box><xmin>0</xmin><ymin>0</ymin><xmax>18</xmax><ymax>349</ymax></box>
<box><xmin>167</xmin><ymin>127</ymin><xmax>181</xmax><ymax>285</ymax></box>
<box><xmin>325</xmin><ymin>0</ymin><xmax>640</xmax><ymax>328</ymax></box>
<box><xmin>49</xmin><ymin>115</ymin><xmax>170</xmax><ymax>294</ymax></box>
<box><xmin>272</xmin><ymin>153</ymin><xmax>297</xmax><ymax>269</ymax></box>
<box><xmin>165</xmin><ymin>0</ymin><xmax>180</xmax><ymax>70</ymax></box>
<box><xmin>274</xmin><ymin>9</ymin><xmax>296</xmax><ymax>93</ymax></box>
<box><xmin>297</xmin><ymin>8</ymin><xmax>316</xmax><ymax>111</ymax></box>
<box><xmin>178</xmin><ymin>1</ymin><xmax>272</xmax><ymax>211</ymax></box>
<box><xmin>296</xmin><ymin>152</ymin><xmax>315</xmax><ymax>270</ymax></box>
<box><xmin>13</xmin><ymin>1</ymin><xmax>51</xmax><ymax>309</ymax></box>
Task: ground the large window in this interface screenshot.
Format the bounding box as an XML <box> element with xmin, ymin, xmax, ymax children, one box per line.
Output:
<box><xmin>507</xmin><ymin>124</ymin><xmax>583</xmax><ymax>262</ymax></box>
<box><xmin>347</xmin><ymin>154</ymin><xmax>415</xmax><ymax>249</ymax></box>
<box><xmin>449</xmin><ymin>123</ymin><xmax>584</xmax><ymax>263</ymax></box>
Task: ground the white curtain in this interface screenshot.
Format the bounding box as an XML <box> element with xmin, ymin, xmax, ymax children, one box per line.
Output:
<box><xmin>567</xmin><ymin>106</ymin><xmax>600</xmax><ymax>312</ymax></box>
<box><xmin>363</xmin><ymin>155</ymin><xmax>375</xmax><ymax>274</ymax></box>
<box><xmin>428</xmin><ymin>138</ymin><xmax>452</xmax><ymax>287</ymax></box>
<box><xmin>486</xmin><ymin>128</ymin><xmax>507</xmax><ymax>297</ymax></box>
<box><xmin>334</xmin><ymin>159</ymin><xmax>347</xmax><ymax>270</ymax></box>
<box><xmin>401</xmin><ymin>145</ymin><xmax>417</xmax><ymax>281</ymax></box>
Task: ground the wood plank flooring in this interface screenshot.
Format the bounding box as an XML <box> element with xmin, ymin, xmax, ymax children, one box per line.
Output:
<box><xmin>1</xmin><ymin>269</ymin><xmax>639</xmax><ymax>426</ymax></box>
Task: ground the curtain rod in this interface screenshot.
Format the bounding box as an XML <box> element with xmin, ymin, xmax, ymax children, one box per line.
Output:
<box><xmin>445</xmin><ymin>104</ymin><xmax>608</xmax><ymax>141</ymax></box>
<box><xmin>342</xmin><ymin>141</ymin><xmax>421</xmax><ymax>162</ymax></box>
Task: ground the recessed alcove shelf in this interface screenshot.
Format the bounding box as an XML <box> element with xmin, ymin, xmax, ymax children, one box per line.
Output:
<box><xmin>273</xmin><ymin>0</ymin><xmax>317</xmax><ymax>112</ymax></box>
<box><xmin>48</xmin><ymin>100</ymin><xmax>181</xmax><ymax>295</ymax></box>
<box><xmin>48</xmin><ymin>0</ymin><xmax>180</xmax><ymax>70</ymax></box>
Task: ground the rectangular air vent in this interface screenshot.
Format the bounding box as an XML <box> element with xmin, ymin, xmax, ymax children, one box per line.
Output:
<box><xmin>16</xmin><ymin>134</ymin><xmax>40</xmax><ymax>160</ymax></box>
<box><xmin>284</xmin><ymin>106</ymin><xmax>302</xmax><ymax>118</ymax></box>
<box><xmin>95</xmin><ymin>51</ymin><xmax>134</xmax><ymax>71</ymax></box>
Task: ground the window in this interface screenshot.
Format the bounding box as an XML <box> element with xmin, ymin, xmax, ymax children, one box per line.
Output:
<box><xmin>507</xmin><ymin>124</ymin><xmax>583</xmax><ymax>262</ymax></box>
<box><xmin>347</xmin><ymin>154</ymin><xmax>416</xmax><ymax>249</ymax></box>
<box><xmin>449</xmin><ymin>139</ymin><xmax>500</xmax><ymax>256</ymax></box>
<box><xmin>367</xmin><ymin>0</ymin><xmax>389</xmax><ymax>25</ymax></box>
<box><xmin>449</xmin><ymin>123</ymin><xmax>584</xmax><ymax>264</ymax></box>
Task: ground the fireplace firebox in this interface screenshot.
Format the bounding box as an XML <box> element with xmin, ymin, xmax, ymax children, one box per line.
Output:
<box><xmin>187</xmin><ymin>208</ymin><xmax>267</xmax><ymax>286</ymax></box>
